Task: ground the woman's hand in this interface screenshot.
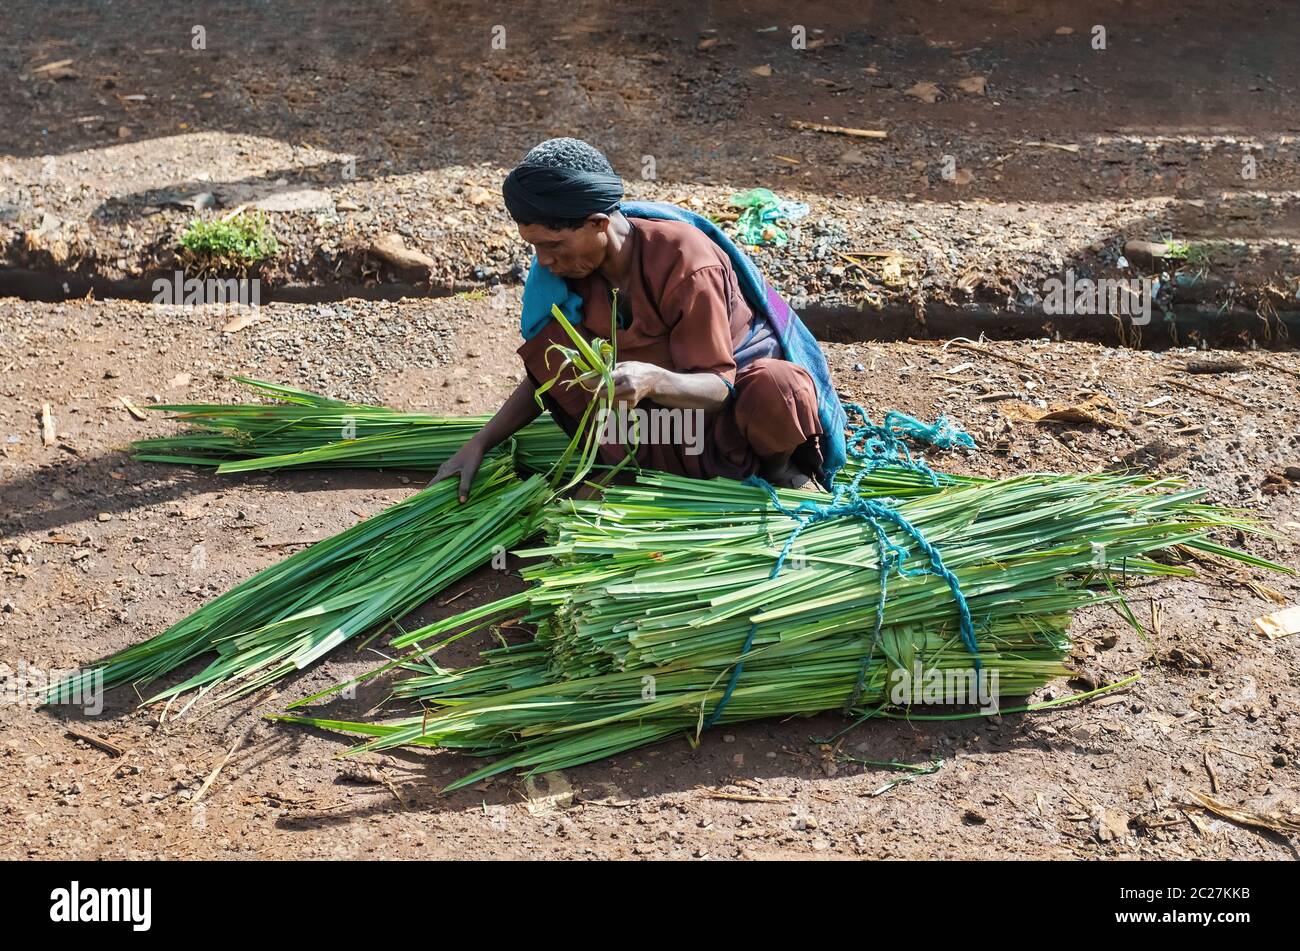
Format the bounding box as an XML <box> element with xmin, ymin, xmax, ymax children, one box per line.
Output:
<box><xmin>616</xmin><ymin>364</ymin><xmax>730</xmax><ymax>414</ymax></box>
<box><xmin>429</xmin><ymin>436</ymin><xmax>487</xmax><ymax>503</ymax></box>
<box><xmin>611</xmin><ymin>361</ymin><xmax>664</xmax><ymax>409</ymax></box>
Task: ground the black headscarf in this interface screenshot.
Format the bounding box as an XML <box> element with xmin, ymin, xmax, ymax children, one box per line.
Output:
<box><xmin>502</xmin><ymin>163</ymin><xmax>624</xmax><ymax>223</ymax></box>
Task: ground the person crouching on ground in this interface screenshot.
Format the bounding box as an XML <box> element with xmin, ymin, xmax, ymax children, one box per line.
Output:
<box><xmin>434</xmin><ymin>137</ymin><xmax>843</xmax><ymax>500</ymax></box>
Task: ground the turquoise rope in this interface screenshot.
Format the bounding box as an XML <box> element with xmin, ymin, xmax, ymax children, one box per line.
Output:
<box><xmin>703</xmin><ymin>405</ymin><xmax>977</xmax><ymax>728</ymax></box>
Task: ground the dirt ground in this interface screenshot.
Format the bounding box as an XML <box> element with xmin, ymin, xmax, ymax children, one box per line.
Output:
<box><xmin>4</xmin><ymin>0</ymin><xmax>1300</xmax><ymax>324</ymax></box>
<box><xmin>2</xmin><ymin>1</ymin><xmax>1300</xmax><ymax>860</ymax></box>
<box><xmin>2</xmin><ymin>292</ymin><xmax>1298</xmax><ymax>860</ymax></box>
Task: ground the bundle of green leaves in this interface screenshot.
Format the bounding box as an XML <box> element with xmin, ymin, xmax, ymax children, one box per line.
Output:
<box><xmin>281</xmin><ymin>469</ymin><xmax>1283</xmax><ymax>789</ymax></box>
<box><xmin>50</xmin><ymin>456</ymin><xmax>550</xmax><ymax>715</ymax></box>
<box><xmin>131</xmin><ymin>377</ymin><xmax>570</xmax><ymax>474</ymax></box>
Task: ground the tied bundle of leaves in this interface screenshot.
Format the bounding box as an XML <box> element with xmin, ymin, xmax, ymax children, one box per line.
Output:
<box><xmin>132</xmin><ymin>377</ymin><xmax>570</xmax><ymax>474</ymax></box>
<box><xmin>280</xmin><ymin>470</ymin><xmax>1285</xmax><ymax>790</ymax></box>
<box><xmin>49</xmin><ymin>456</ymin><xmax>550</xmax><ymax>715</ymax></box>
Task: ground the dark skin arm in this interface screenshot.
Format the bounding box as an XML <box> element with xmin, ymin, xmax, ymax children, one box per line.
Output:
<box><xmin>436</xmin><ymin>359</ymin><xmax>726</xmax><ymax>501</ymax></box>
<box><xmin>430</xmin><ymin>376</ymin><xmax>542</xmax><ymax>501</ymax></box>
<box><xmin>611</xmin><ymin>360</ymin><xmax>729</xmax><ymax>413</ymax></box>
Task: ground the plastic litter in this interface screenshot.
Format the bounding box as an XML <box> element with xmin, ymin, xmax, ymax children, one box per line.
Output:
<box><xmin>729</xmin><ymin>187</ymin><xmax>809</xmax><ymax>246</ymax></box>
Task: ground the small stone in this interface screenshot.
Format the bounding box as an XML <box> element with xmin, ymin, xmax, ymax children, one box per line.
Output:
<box><xmin>904</xmin><ymin>81</ymin><xmax>942</xmax><ymax>103</ymax></box>
<box><xmin>96</xmin><ymin>512</ymin><xmax>113</xmax><ymax>522</ymax></box>
<box><xmin>1096</xmin><ymin>810</ymin><xmax>1130</xmax><ymax>842</ymax></box>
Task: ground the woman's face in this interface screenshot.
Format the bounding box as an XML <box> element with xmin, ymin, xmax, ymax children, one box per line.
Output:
<box><xmin>517</xmin><ymin>215</ymin><xmax>610</xmax><ymax>278</ymax></box>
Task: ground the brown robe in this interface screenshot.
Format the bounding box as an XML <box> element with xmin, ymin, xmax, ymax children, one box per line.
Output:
<box><xmin>517</xmin><ymin>218</ymin><xmax>822</xmax><ymax>480</ymax></box>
